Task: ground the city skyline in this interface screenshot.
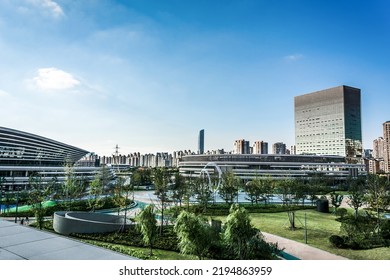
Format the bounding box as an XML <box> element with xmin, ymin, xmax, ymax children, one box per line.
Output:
<box><xmin>1</xmin><ymin>1</ymin><xmax>390</xmax><ymax>156</ymax></box>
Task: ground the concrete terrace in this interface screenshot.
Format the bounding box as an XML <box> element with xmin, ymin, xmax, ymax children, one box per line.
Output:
<box><xmin>0</xmin><ymin>219</ymin><xmax>137</xmax><ymax>260</ymax></box>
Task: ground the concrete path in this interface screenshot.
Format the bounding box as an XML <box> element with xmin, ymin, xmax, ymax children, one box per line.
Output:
<box><xmin>0</xmin><ymin>219</ymin><xmax>137</xmax><ymax>260</ymax></box>
<box><xmin>262</xmin><ymin>232</ymin><xmax>348</xmax><ymax>260</ymax></box>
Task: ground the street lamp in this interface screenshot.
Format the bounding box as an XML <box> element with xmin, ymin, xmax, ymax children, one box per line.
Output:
<box><xmin>0</xmin><ymin>177</ymin><xmax>6</xmax><ymax>215</ymax></box>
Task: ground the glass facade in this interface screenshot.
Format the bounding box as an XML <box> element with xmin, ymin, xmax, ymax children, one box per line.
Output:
<box><xmin>198</xmin><ymin>129</ymin><xmax>204</xmax><ymax>154</ymax></box>
<box><xmin>294</xmin><ymin>86</ymin><xmax>362</xmax><ymax>163</ymax></box>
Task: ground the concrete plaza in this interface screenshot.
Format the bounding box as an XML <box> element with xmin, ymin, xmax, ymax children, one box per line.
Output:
<box><xmin>0</xmin><ymin>219</ymin><xmax>137</xmax><ymax>260</ymax></box>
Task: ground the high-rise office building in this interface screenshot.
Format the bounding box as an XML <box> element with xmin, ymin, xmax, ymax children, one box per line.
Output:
<box><xmin>294</xmin><ymin>85</ymin><xmax>362</xmax><ymax>163</ymax></box>
<box><xmin>198</xmin><ymin>129</ymin><xmax>204</xmax><ymax>154</ymax></box>
<box><xmin>253</xmin><ymin>141</ymin><xmax>268</xmax><ymax>154</ymax></box>
<box><xmin>383</xmin><ymin>121</ymin><xmax>390</xmax><ymax>173</ymax></box>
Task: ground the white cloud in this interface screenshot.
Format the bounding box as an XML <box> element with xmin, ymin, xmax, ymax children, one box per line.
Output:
<box><xmin>33</xmin><ymin>67</ymin><xmax>80</xmax><ymax>90</ymax></box>
<box><xmin>284</xmin><ymin>54</ymin><xmax>304</xmax><ymax>61</ymax></box>
<box><xmin>0</xmin><ymin>89</ymin><xmax>10</xmax><ymax>97</ymax></box>
<box><xmin>27</xmin><ymin>0</ymin><xmax>64</xmax><ymax>18</ymax></box>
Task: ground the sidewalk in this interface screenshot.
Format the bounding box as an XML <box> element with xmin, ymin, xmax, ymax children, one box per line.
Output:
<box><xmin>262</xmin><ymin>232</ymin><xmax>348</xmax><ymax>260</ymax></box>
<box><xmin>0</xmin><ymin>219</ymin><xmax>137</xmax><ymax>260</ymax></box>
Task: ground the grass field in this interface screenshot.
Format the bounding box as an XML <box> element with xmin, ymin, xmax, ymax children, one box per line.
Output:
<box><xmin>226</xmin><ymin>209</ymin><xmax>390</xmax><ymax>260</ymax></box>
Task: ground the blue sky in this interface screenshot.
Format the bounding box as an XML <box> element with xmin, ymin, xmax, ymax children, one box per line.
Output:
<box><xmin>1</xmin><ymin>0</ymin><xmax>389</xmax><ymax>156</ymax></box>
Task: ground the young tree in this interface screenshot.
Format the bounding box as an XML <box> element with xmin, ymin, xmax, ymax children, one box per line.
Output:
<box><xmin>152</xmin><ymin>167</ymin><xmax>170</xmax><ymax>234</ymax></box>
<box><xmin>174</xmin><ymin>210</ymin><xmax>213</xmax><ymax>260</ymax></box>
<box><xmin>347</xmin><ymin>177</ymin><xmax>367</xmax><ymax>218</ymax></box>
<box><xmin>87</xmin><ymin>176</ymin><xmax>104</xmax><ymax>211</ymax></box>
<box><xmin>330</xmin><ymin>192</ymin><xmax>344</xmax><ymax>214</ymax></box>
<box><xmin>219</xmin><ymin>171</ymin><xmax>240</xmax><ymax>205</ymax></box>
<box><xmin>28</xmin><ymin>175</ymin><xmax>52</xmax><ymax>229</ymax></box>
<box><xmin>223</xmin><ymin>204</ymin><xmax>256</xmax><ymax>259</ymax></box>
<box><xmin>63</xmin><ymin>163</ymin><xmax>86</xmax><ymax>210</ymax></box>
<box><xmin>291</xmin><ymin>178</ymin><xmax>308</xmax><ymax>206</ymax></box>
<box><xmin>135</xmin><ymin>204</ymin><xmax>157</xmax><ymax>256</ymax></box>
<box><xmin>192</xmin><ymin>176</ymin><xmax>213</xmax><ymax>212</ymax></box>
<box><xmin>244</xmin><ymin>177</ymin><xmax>263</xmax><ymax>205</ymax></box>
<box><xmin>275</xmin><ymin>179</ymin><xmax>298</xmax><ymax>230</ymax></box>
<box><xmin>307</xmin><ymin>172</ymin><xmax>328</xmax><ymax>206</ymax></box>
<box><xmin>170</xmin><ymin>171</ymin><xmax>188</xmax><ymax>207</ymax></box>
<box><xmin>366</xmin><ymin>174</ymin><xmax>390</xmax><ymax>233</ymax></box>
<box><xmin>131</xmin><ymin>169</ymin><xmax>142</xmax><ymax>192</ymax></box>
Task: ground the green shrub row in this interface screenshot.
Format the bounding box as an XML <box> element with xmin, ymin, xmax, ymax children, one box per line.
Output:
<box><xmin>72</xmin><ymin>225</ymin><xmax>179</xmax><ymax>252</ymax></box>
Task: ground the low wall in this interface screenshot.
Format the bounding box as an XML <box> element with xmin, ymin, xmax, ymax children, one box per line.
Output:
<box><xmin>53</xmin><ymin>211</ymin><xmax>130</xmax><ymax>235</ymax></box>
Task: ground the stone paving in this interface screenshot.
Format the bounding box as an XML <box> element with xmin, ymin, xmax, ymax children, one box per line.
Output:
<box><xmin>0</xmin><ymin>219</ymin><xmax>137</xmax><ymax>260</ymax></box>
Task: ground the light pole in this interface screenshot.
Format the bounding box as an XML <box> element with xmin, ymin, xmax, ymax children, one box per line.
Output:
<box><xmin>0</xmin><ymin>177</ymin><xmax>5</xmax><ymax>214</ymax></box>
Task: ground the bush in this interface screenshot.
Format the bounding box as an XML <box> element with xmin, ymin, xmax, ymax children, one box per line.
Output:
<box><xmin>329</xmin><ymin>235</ymin><xmax>346</xmax><ymax>248</ymax></box>
<box><xmin>380</xmin><ymin>220</ymin><xmax>390</xmax><ymax>240</ymax></box>
<box><xmin>340</xmin><ymin>215</ymin><xmax>378</xmax><ymax>249</ymax></box>
<box><xmin>335</xmin><ymin>208</ymin><xmax>348</xmax><ymax>218</ymax></box>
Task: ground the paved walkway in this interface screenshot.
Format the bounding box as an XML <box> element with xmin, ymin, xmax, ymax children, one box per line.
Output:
<box><xmin>0</xmin><ymin>219</ymin><xmax>137</xmax><ymax>260</ymax></box>
<box><xmin>262</xmin><ymin>232</ymin><xmax>348</xmax><ymax>260</ymax></box>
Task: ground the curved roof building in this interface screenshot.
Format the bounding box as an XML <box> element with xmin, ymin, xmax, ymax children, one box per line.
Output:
<box><xmin>0</xmin><ymin>127</ymin><xmax>95</xmax><ymax>191</ymax></box>
<box><xmin>0</xmin><ymin>126</ymin><xmax>88</xmax><ymax>166</ymax></box>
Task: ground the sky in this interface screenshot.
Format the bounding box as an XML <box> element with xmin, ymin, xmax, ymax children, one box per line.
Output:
<box><xmin>1</xmin><ymin>0</ymin><xmax>390</xmax><ymax>156</ymax></box>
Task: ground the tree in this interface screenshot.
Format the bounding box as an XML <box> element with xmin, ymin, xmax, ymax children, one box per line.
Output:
<box><xmin>28</xmin><ymin>175</ymin><xmax>52</xmax><ymax>229</ymax></box>
<box><xmin>63</xmin><ymin>163</ymin><xmax>85</xmax><ymax>210</ymax></box>
<box><xmin>291</xmin><ymin>178</ymin><xmax>308</xmax><ymax>206</ymax></box>
<box><xmin>174</xmin><ymin>210</ymin><xmax>213</xmax><ymax>260</ymax></box>
<box><xmin>307</xmin><ymin>172</ymin><xmax>328</xmax><ymax>206</ymax></box>
<box><xmin>347</xmin><ymin>177</ymin><xmax>367</xmax><ymax>218</ymax></box>
<box><xmin>87</xmin><ymin>175</ymin><xmax>104</xmax><ymax>211</ymax></box>
<box><xmin>275</xmin><ymin>179</ymin><xmax>298</xmax><ymax>230</ymax></box>
<box><xmin>366</xmin><ymin>174</ymin><xmax>390</xmax><ymax>233</ymax></box>
<box><xmin>330</xmin><ymin>192</ymin><xmax>344</xmax><ymax>214</ymax></box>
<box><xmin>152</xmin><ymin>167</ymin><xmax>170</xmax><ymax>234</ymax></box>
<box><xmin>192</xmin><ymin>176</ymin><xmax>213</xmax><ymax>212</ymax></box>
<box><xmin>244</xmin><ymin>177</ymin><xmax>264</xmax><ymax>205</ymax></box>
<box><xmin>113</xmin><ymin>176</ymin><xmax>130</xmax><ymax>220</ymax></box>
<box><xmin>135</xmin><ymin>204</ymin><xmax>157</xmax><ymax>256</ymax></box>
<box><xmin>131</xmin><ymin>169</ymin><xmax>142</xmax><ymax>192</ymax></box>
<box><xmin>170</xmin><ymin>171</ymin><xmax>188</xmax><ymax>207</ymax></box>
<box><xmin>219</xmin><ymin>171</ymin><xmax>240</xmax><ymax>205</ymax></box>
<box><xmin>223</xmin><ymin>204</ymin><xmax>256</xmax><ymax>259</ymax></box>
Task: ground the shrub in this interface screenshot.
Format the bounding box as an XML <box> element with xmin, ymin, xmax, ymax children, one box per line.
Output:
<box><xmin>335</xmin><ymin>208</ymin><xmax>348</xmax><ymax>218</ymax></box>
<box><xmin>380</xmin><ymin>220</ymin><xmax>390</xmax><ymax>240</ymax></box>
<box><xmin>329</xmin><ymin>235</ymin><xmax>346</xmax><ymax>248</ymax></box>
<box><xmin>340</xmin><ymin>215</ymin><xmax>377</xmax><ymax>249</ymax></box>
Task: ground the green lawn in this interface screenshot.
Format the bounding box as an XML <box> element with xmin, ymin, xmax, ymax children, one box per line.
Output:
<box><xmin>244</xmin><ymin>209</ymin><xmax>390</xmax><ymax>260</ymax></box>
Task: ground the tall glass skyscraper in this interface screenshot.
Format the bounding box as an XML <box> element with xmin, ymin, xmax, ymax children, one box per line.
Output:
<box><xmin>198</xmin><ymin>129</ymin><xmax>204</xmax><ymax>154</ymax></box>
<box><xmin>294</xmin><ymin>85</ymin><xmax>362</xmax><ymax>163</ymax></box>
